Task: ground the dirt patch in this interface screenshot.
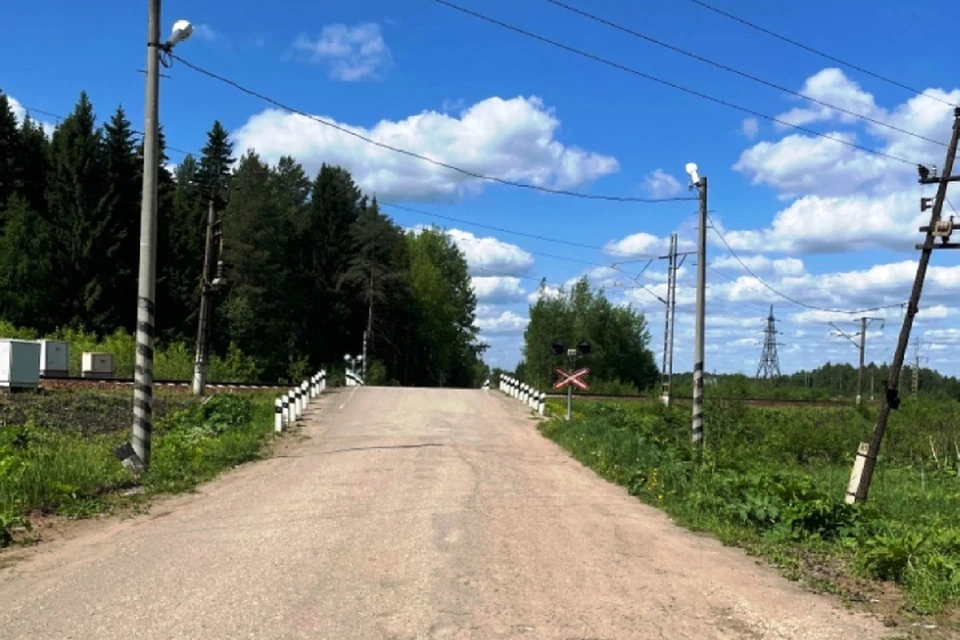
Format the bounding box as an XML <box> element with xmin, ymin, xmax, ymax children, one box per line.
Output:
<box><xmin>0</xmin><ymin>388</ymin><xmax>196</xmax><ymax>436</ymax></box>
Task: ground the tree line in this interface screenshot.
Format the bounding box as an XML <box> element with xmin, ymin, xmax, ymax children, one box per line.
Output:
<box><xmin>512</xmin><ymin>278</ymin><xmax>660</xmax><ymax>393</ymax></box>
<box><xmin>0</xmin><ymin>90</ymin><xmax>488</xmax><ymax>386</ymax></box>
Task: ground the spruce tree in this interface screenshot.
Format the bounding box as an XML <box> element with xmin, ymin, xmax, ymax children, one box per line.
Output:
<box><xmin>45</xmin><ymin>91</ymin><xmax>112</xmax><ymax>331</ymax></box>
<box><xmin>17</xmin><ymin>116</ymin><xmax>50</xmax><ymax>220</ymax></box>
<box><xmin>197</xmin><ymin>120</ymin><xmax>234</xmax><ymax>198</ymax></box>
<box><xmin>0</xmin><ymin>93</ymin><xmax>21</xmax><ymax>213</ymax></box>
<box><xmin>0</xmin><ymin>195</ymin><xmax>53</xmax><ymax>330</ymax></box>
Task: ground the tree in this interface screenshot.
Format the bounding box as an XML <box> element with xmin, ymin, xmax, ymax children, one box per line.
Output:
<box><xmin>101</xmin><ymin>105</ymin><xmax>141</xmax><ymax>330</ymax></box>
<box><xmin>44</xmin><ymin>91</ymin><xmax>114</xmax><ymax>331</ymax></box>
<box><xmin>522</xmin><ymin>277</ymin><xmax>658</xmax><ymax>391</ymax></box>
<box><xmin>16</xmin><ymin>115</ymin><xmax>50</xmax><ymax>220</ymax></box>
<box><xmin>197</xmin><ymin>120</ymin><xmax>234</xmax><ymax>199</ymax></box>
<box><xmin>219</xmin><ymin>152</ymin><xmax>293</xmax><ymax>379</ymax></box>
<box><xmin>0</xmin><ymin>196</ymin><xmax>53</xmax><ymax>330</ymax></box>
<box><xmin>0</xmin><ymin>93</ymin><xmax>21</xmax><ymax>213</ymax></box>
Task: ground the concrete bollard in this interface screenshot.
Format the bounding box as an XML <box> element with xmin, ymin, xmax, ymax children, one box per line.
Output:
<box><xmin>275</xmin><ymin>397</ymin><xmax>284</xmax><ymax>432</ymax></box>
<box><xmin>538</xmin><ymin>391</ymin><xmax>546</xmax><ymax>416</ymax></box>
<box><xmin>287</xmin><ymin>390</ymin><xmax>296</xmax><ymax>424</ymax></box>
<box><xmin>302</xmin><ymin>381</ymin><xmax>310</xmax><ymax>409</ymax></box>
<box><xmin>282</xmin><ymin>393</ymin><xmax>290</xmax><ymax>427</ymax></box>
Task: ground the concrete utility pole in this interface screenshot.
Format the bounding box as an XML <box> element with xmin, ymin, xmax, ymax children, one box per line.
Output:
<box><xmin>193</xmin><ymin>197</ymin><xmax>226</xmax><ymax>395</ymax></box>
<box><xmin>131</xmin><ymin>3</ymin><xmax>193</xmax><ymax>468</ymax></box>
<box><xmin>660</xmin><ymin>233</ymin><xmax>678</xmax><ymax>406</ymax></box>
<box><xmin>687</xmin><ymin>163</ymin><xmax>707</xmax><ymax>445</ymax></box>
<box><xmin>849</xmin><ymin>106</ymin><xmax>960</xmax><ymax>504</ymax></box>
<box><xmin>829</xmin><ymin>316</ymin><xmax>883</xmax><ymax>406</ymax></box>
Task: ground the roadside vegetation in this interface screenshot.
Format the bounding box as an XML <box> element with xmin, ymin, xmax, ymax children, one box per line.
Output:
<box><xmin>540</xmin><ymin>394</ymin><xmax>960</xmax><ymax>620</ymax></box>
<box><xmin>0</xmin><ymin>390</ymin><xmax>277</xmax><ymax>547</ymax></box>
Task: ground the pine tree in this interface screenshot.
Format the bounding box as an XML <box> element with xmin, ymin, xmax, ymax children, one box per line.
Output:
<box><xmin>0</xmin><ymin>93</ymin><xmax>21</xmax><ymax>213</ymax></box>
<box><xmin>102</xmin><ymin>105</ymin><xmax>141</xmax><ymax>330</ymax></box>
<box><xmin>197</xmin><ymin>120</ymin><xmax>234</xmax><ymax>199</ymax></box>
<box><xmin>44</xmin><ymin>91</ymin><xmax>112</xmax><ymax>331</ymax></box>
<box><xmin>220</xmin><ymin>152</ymin><xmax>293</xmax><ymax>379</ymax></box>
<box><xmin>17</xmin><ymin>116</ymin><xmax>50</xmax><ymax>220</ymax></box>
<box><xmin>0</xmin><ymin>195</ymin><xmax>54</xmax><ymax>330</ymax></box>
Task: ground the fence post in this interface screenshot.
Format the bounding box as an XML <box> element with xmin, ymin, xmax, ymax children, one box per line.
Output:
<box><xmin>287</xmin><ymin>390</ymin><xmax>296</xmax><ymax>423</ymax></box>
<box><xmin>275</xmin><ymin>397</ymin><xmax>284</xmax><ymax>432</ymax></box>
<box><xmin>321</xmin><ymin>370</ymin><xmax>327</xmax><ymax>392</ymax></box>
<box><xmin>538</xmin><ymin>391</ymin><xmax>546</xmax><ymax>415</ymax></box>
<box><xmin>281</xmin><ymin>393</ymin><xmax>290</xmax><ymax>427</ymax></box>
<box><xmin>302</xmin><ymin>381</ymin><xmax>309</xmax><ymax>409</ymax></box>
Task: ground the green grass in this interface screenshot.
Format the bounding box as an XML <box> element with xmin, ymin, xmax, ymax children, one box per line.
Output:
<box><xmin>0</xmin><ymin>393</ymin><xmax>278</xmax><ymax>545</ymax></box>
<box><xmin>539</xmin><ymin>396</ymin><xmax>960</xmax><ymax>616</ymax></box>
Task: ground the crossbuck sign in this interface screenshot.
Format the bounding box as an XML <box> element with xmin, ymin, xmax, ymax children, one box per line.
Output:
<box><xmin>553</xmin><ymin>367</ymin><xmax>590</xmax><ymax>391</ymax></box>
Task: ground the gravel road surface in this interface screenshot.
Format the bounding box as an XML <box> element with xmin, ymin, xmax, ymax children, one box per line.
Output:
<box><xmin>0</xmin><ymin>387</ymin><xmax>890</xmax><ymax>639</ymax></box>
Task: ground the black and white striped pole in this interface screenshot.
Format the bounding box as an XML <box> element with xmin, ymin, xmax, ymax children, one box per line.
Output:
<box><xmin>275</xmin><ymin>397</ymin><xmax>283</xmax><ymax>433</ymax></box>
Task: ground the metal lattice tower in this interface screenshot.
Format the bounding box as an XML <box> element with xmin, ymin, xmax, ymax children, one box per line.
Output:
<box><xmin>756</xmin><ymin>305</ymin><xmax>782</xmax><ymax>379</ymax></box>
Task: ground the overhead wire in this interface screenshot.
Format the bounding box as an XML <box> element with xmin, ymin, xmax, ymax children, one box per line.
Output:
<box><xmin>430</xmin><ymin>0</ymin><xmax>917</xmax><ymax>166</ymax></box>
<box><xmin>379</xmin><ymin>200</ymin><xmax>677</xmax><ymax>260</ymax></box>
<box><xmin>706</xmin><ymin>215</ymin><xmax>907</xmax><ymax>314</ymax></box>
<box><xmin>543</xmin><ymin>0</ymin><xmax>947</xmax><ymax>147</ymax></box>
<box><xmin>684</xmin><ymin>0</ymin><xmax>959</xmax><ymax>108</ymax></box>
<box><xmin>169</xmin><ymin>53</ymin><xmax>694</xmax><ymax>203</ymax></box>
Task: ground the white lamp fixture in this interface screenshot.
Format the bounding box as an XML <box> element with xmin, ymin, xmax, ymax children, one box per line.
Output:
<box><xmin>166</xmin><ymin>19</ymin><xmax>194</xmax><ymax>49</ymax></box>
<box><xmin>685</xmin><ymin>162</ymin><xmax>700</xmax><ymax>186</ymax></box>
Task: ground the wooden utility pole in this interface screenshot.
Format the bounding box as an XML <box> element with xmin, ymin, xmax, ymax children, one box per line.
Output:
<box><xmin>848</xmin><ymin>106</ymin><xmax>960</xmax><ymax>504</ymax></box>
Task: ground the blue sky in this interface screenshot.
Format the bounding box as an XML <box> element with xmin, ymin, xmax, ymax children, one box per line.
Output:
<box><xmin>4</xmin><ymin>0</ymin><xmax>960</xmax><ymax>377</ymax></box>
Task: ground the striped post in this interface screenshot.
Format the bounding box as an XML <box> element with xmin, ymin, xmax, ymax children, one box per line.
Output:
<box><xmin>282</xmin><ymin>394</ymin><xmax>290</xmax><ymax>427</ymax></box>
<box><xmin>538</xmin><ymin>392</ymin><xmax>546</xmax><ymax>415</ymax></box>
<box><xmin>287</xmin><ymin>390</ymin><xmax>295</xmax><ymax>424</ymax></box>
<box><xmin>275</xmin><ymin>397</ymin><xmax>283</xmax><ymax>432</ymax></box>
<box><xmin>302</xmin><ymin>381</ymin><xmax>310</xmax><ymax>409</ymax></box>
<box><xmin>295</xmin><ymin>388</ymin><xmax>303</xmax><ymax>420</ymax></box>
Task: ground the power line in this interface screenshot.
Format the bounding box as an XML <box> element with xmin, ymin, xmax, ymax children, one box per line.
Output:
<box><xmin>169</xmin><ymin>53</ymin><xmax>694</xmax><ymax>204</ymax></box>
<box><xmin>544</xmin><ymin>0</ymin><xmax>947</xmax><ymax>147</ymax></box>
<box><xmin>685</xmin><ymin>0</ymin><xmax>958</xmax><ymax>108</ymax></box>
<box><xmin>17</xmin><ymin>103</ymin><xmax>194</xmax><ymax>157</ymax></box>
<box><xmin>379</xmin><ymin>200</ymin><xmax>676</xmax><ymax>259</ymax></box>
<box><xmin>431</xmin><ymin>0</ymin><xmax>916</xmax><ymax>166</ymax></box>
<box><xmin>707</xmin><ymin>216</ymin><xmax>906</xmax><ymax>314</ymax></box>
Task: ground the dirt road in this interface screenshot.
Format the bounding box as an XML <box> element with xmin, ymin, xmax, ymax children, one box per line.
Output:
<box><xmin>0</xmin><ymin>387</ymin><xmax>889</xmax><ymax>639</ymax></box>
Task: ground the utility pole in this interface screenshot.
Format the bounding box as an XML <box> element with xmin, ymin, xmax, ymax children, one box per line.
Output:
<box><xmin>829</xmin><ymin>316</ymin><xmax>883</xmax><ymax>406</ymax></box>
<box><xmin>849</xmin><ymin>106</ymin><xmax>960</xmax><ymax>504</ymax></box>
<box><xmin>687</xmin><ymin>163</ymin><xmax>707</xmax><ymax>445</ymax></box>
<box><xmin>129</xmin><ymin>3</ymin><xmax>193</xmax><ymax>470</ymax></box>
<box><xmin>132</xmin><ymin>0</ymin><xmax>162</xmax><ymax>469</ymax></box>
<box><xmin>192</xmin><ymin>197</ymin><xmax>226</xmax><ymax>395</ymax></box>
<box><xmin>660</xmin><ymin>233</ymin><xmax>678</xmax><ymax>406</ymax></box>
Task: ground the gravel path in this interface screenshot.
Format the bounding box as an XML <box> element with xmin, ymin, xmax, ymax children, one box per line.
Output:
<box><xmin>0</xmin><ymin>387</ymin><xmax>890</xmax><ymax>639</ymax></box>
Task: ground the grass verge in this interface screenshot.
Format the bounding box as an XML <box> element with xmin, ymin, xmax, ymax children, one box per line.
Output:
<box><xmin>539</xmin><ymin>396</ymin><xmax>960</xmax><ymax>630</ymax></box>
<box><xmin>0</xmin><ymin>393</ymin><xmax>277</xmax><ymax>546</ymax></box>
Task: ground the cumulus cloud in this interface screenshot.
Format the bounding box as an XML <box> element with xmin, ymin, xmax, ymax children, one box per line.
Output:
<box><xmin>446</xmin><ymin>229</ymin><xmax>533</xmax><ymax>276</ymax></box>
<box><xmin>725</xmin><ymin>69</ymin><xmax>960</xmax><ymax>254</ymax></box>
<box><xmin>476</xmin><ymin>310</ymin><xmax>529</xmax><ymax>334</ymax></box>
<box><xmin>710</xmin><ymin>254</ymin><xmax>805</xmax><ymax>276</ymax></box>
<box><xmin>527</xmin><ymin>284</ymin><xmax>563</xmax><ymax>304</ymax></box>
<box><xmin>471</xmin><ymin>276</ymin><xmax>526</xmax><ymax>303</ymax></box>
<box><xmin>5</xmin><ymin>95</ymin><xmax>55</xmax><ymax>136</ymax></box>
<box><xmin>230</xmin><ymin>96</ymin><xmax>619</xmax><ymax>201</ymax></box>
<box><xmin>291</xmin><ymin>23</ymin><xmax>391</xmax><ymax>81</ymax></box>
<box><xmin>642</xmin><ymin>169</ymin><xmax>682</xmax><ymax>198</ymax></box>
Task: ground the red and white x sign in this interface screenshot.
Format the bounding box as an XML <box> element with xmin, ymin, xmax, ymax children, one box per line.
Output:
<box><xmin>553</xmin><ymin>367</ymin><xmax>590</xmax><ymax>391</ymax></box>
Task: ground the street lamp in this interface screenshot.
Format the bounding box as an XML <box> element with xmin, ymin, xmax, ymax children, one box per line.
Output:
<box><xmin>130</xmin><ymin>3</ymin><xmax>194</xmax><ymax>470</ymax></box>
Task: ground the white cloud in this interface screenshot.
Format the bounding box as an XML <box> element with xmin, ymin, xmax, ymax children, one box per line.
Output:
<box><xmin>471</xmin><ymin>276</ymin><xmax>526</xmax><ymax>303</ymax></box>
<box><xmin>741</xmin><ymin>117</ymin><xmax>759</xmax><ymax>139</ymax></box>
<box><xmin>291</xmin><ymin>23</ymin><xmax>391</xmax><ymax>81</ymax></box>
<box><xmin>446</xmin><ymin>229</ymin><xmax>533</xmax><ymax>276</ymax></box>
<box><xmin>231</xmin><ymin>96</ymin><xmax>619</xmax><ymax>201</ymax></box>
<box><xmin>441</xmin><ymin>98</ymin><xmax>466</xmax><ymax>113</ymax></box>
<box><xmin>476</xmin><ymin>310</ymin><xmax>529</xmax><ymax>334</ymax></box>
<box><xmin>6</xmin><ymin>96</ymin><xmax>55</xmax><ymax>137</ymax></box>
<box><xmin>193</xmin><ymin>23</ymin><xmax>222</xmax><ymax>42</ymax></box>
<box><xmin>642</xmin><ymin>169</ymin><xmax>682</xmax><ymax>198</ymax></box>
<box><xmin>710</xmin><ymin>254</ymin><xmax>805</xmax><ymax>276</ymax></box>
<box><xmin>527</xmin><ymin>284</ymin><xmax>563</xmax><ymax>304</ymax></box>
<box><xmin>726</xmin><ymin>70</ymin><xmax>960</xmax><ymax>255</ymax></box>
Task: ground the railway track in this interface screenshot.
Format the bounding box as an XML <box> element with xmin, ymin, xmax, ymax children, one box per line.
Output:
<box><xmin>543</xmin><ymin>393</ymin><xmax>874</xmax><ymax>409</ymax></box>
<box><xmin>38</xmin><ymin>376</ymin><xmax>289</xmax><ymax>394</ymax></box>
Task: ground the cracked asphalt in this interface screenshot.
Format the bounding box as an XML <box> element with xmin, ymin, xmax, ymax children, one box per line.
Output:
<box><xmin>0</xmin><ymin>387</ymin><xmax>890</xmax><ymax>639</ymax></box>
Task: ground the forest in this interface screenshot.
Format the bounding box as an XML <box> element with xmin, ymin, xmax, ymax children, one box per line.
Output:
<box><xmin>0</xmin><ymin>91</ymin><xmax>488</xmax><ymax>386</ymax></box>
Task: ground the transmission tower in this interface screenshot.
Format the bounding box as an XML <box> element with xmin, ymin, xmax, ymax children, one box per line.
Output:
<box><xmin>756</xmin><ymin>305</ymin><xmax>782</xmax><ymax>379</ymax></box>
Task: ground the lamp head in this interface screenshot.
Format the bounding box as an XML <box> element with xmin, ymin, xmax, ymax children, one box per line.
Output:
<box><xmin>167</xmin><ymin>19</ymin><xmax>194</xmax><ymax>48</ymax></box>
<box><xmin>685</xmin><ymin>162</ymin><xmax>700</xmax><ymax>185</ymax></box>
